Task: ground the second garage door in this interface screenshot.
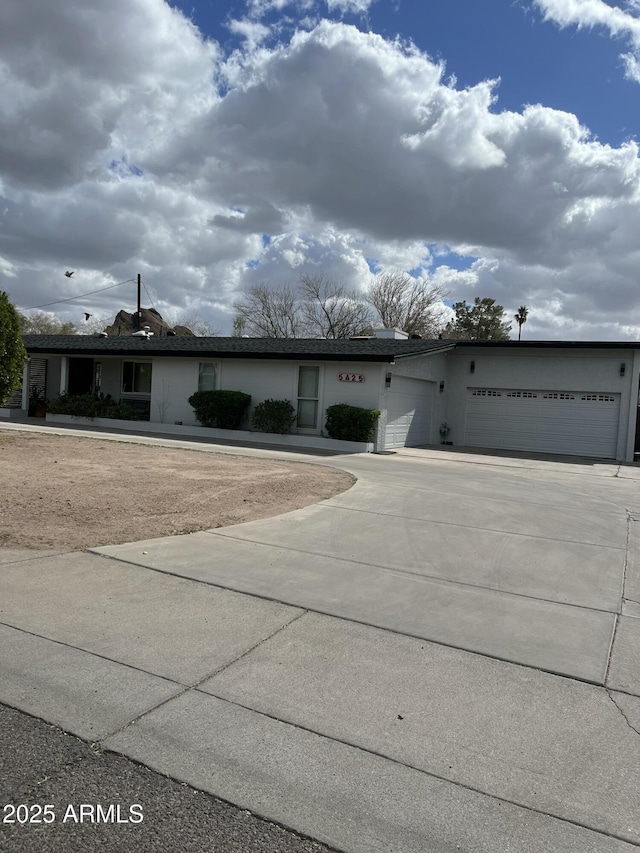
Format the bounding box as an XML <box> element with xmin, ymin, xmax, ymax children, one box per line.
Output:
<box><xmin>385</xmin><ymin>377</ymin><xmax>434</xmax><ymax>448</ymax></box>
<box><xmin>464</xmin><ymin>388</ymin><xmax>620</xmax><ymax>458</ymax></box>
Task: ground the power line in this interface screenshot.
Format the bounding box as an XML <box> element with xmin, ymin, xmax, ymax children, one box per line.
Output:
<box><xmin>142</xmin><ymin>279</ymin><xmax>157</xmax><ymax>312</ymax></box>
<box><xmin>21</xmin><ymin>278</ymin><xmax>136</xmax><ymax>311</ymax></box>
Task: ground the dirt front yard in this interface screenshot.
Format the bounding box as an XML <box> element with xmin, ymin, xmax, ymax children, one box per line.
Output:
<box><xmin>0</xmin><ymin>430</ymin><xmax>355</xmax><ymax>550</ymax></box>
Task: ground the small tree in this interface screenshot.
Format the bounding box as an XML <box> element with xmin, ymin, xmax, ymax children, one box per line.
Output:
<box><xmin>367</xmin><ymin>271</ymin><xmax>446</xmax><ymax>338</ymax></box>
<box><xmin>444</xmin><ymin>297</ymin><xmax>512</xmax><ymax>341</ymax></box>
<box><xmin>19</xmin><ymin>310</ymin><xmax>77</xmax><ymax>334</ymax></box>
<box><xmin>514</xmin><ymin>306</ymin><xmax>529</xmax><ymax>341</ymax></box>
<box><xmin>0</xmin><ymin>292</ymin><xmax>27</xmax><ymax>404</ymax></box>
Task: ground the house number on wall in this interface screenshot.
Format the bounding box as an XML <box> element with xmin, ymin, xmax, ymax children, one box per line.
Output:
<box><xmin>338</xmin><ymin>373</ymin><xmax>364</xmax><ymax>382</ymax></box>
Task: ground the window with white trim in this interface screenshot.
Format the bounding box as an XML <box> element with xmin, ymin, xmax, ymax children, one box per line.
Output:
<box><xmin>122</xmin><ymin>361</ymin><xmax>152</xmax><ymax>394</ymax></box>
<box><xmin>297</xmin><ymin>366</ymin><xmax>320</xmax><ymax>429</ymax></box>
<box><xmin>198</xmin><ymin>362</ymin><xmax>217</xmax><ymax>392</ymax></box>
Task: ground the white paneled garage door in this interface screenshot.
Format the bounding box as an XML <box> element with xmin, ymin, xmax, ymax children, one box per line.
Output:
<box><xmin>464</xmin><ymin>388</ymin><xmax>620</xmax><ymax>458</ymax></box>
<box><xmin>385</xmin><ymin>377</ymin><xmax>434</xmax><ymax>448</ymax></box>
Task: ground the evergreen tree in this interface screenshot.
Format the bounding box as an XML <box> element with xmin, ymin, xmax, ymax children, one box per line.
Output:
<box><xmin>0</xmin><ymin>292</ymin><xmax>27</xmax><ymax>404</ymax></box>
<box><xmin>445</xmin><ymin>297</ymin><xmax>512</xmax><ymax>340</ymax></box>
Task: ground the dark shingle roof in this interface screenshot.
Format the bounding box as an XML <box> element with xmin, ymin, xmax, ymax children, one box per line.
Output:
<box><xmin>453</xmin><ymin>340</ymin><xmax>640</xmax><ymax>350</ymax></box>
<box><xmin>22</xmin><ymin>335</ymin><xmax>454</xmax><ymax>362</ymax></box>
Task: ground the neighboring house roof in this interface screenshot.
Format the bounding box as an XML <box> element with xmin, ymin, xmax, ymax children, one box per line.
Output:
<box><xmin>22</xmin><ymin>335</ymin><xmax>454</xmax><ymax>362</ymax></box>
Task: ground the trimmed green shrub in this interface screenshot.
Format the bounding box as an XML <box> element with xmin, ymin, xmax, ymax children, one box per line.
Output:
<box><xmin>251</xmin><ymin>399</ymin><xmax>297</xmax><ymax>434</ymax></box>
<box><xmin>47</xmin><ymin>393</ymin><xmax>143</xmax><ymax>420</ymax></box>
<box><xmin>325</xmin><ymin>403</ymin><xmax>380</xmax><ymax>442</ymax></box>
<box><xmin>188</xmin><ymin>390</ymin><xmax>251</xmax><ymax>429</ymax></box>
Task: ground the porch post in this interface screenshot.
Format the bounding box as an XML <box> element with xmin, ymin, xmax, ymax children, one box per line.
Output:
<box><xmin>20</xmin><ymin>363</ymin><xmax>29</xmax><ymax>410</ymax></box>
<box><xmin>60</xmin><ymin>356</ymin><xmax>69</xmax><ymax>395</ymax></box>
<box><xmin>375</xmin><ymin>363</ymin><xmax>389</xmax><ymax>453</ymax></box>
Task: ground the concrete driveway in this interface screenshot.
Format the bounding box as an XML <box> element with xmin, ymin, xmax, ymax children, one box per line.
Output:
<box><xmin>2</xmin><ymin>430</ymin><xmax>640</xmax><ymax>852</ymax></box>
<box><xmin>97</xmin><ymin>444</ymin><xmax>638</xmax><ymax>684</ymax></box>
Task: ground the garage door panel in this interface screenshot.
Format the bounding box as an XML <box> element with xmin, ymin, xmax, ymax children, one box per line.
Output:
<box><xmin>464</xmin><ymin>389</ymin><xmax>620</xmax><ymax>459</ymax></box>
<box><xmin>385</xmin><ymin>378</ymin><xmax>434</xmax><ymax>448</ymax></box>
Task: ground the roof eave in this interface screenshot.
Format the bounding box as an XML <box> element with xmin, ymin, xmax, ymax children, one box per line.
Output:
<box><xmin>23</xmin><ymin>344</ymin><xmax>404</xmax><ymax>362</ymax></box>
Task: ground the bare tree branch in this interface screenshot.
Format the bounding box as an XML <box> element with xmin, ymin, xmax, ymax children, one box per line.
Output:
<box><xmin>367</xmin><ymin>271</ymin><xmax>447</xmax><ymax>338</ymax></box>
<box><xmin>166</xmin><ymin>310</ymin><xmax>219</xmax><ymax>336</ymax></box>
<box><xmin>232</xmin><ymin>283</ymin><xmax>304</xmax><ymax>338</ymax></box>
<box><xmin>19</xmin><ymin>310</ymin><xmax>78</xmax><ymax>334</ymax></box>
<box><xmin>299</xmin><ymin>275</ymin><xmax>374</xmax><ymax>339</ymax></box>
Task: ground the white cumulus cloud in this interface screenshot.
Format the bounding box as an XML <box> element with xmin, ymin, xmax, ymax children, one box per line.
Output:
<box><xmin>2</xmin><ymin>0</ymin><xmax>640</xmax><ymax>339</ymax></box>
<box><xmin>535</xmin><ymin>0</ymin><xmax>640</xmax><ymax>83</ymax></box>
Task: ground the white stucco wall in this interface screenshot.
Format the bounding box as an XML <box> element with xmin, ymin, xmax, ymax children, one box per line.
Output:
<box><xmin>387</xmin><ymin>350</ymin><xmax>450</xmax><ymax>446</ymax></box>
<box><xmin>150</xmin><ymin>358</ymin><xmax>201</xmax><ymax>425</ymax></box>
<box><xmin>391</xmin><ymin>350</ymin><xmax>451</xmax><ymax>383</ymax></box>
<box><xmin>150</xmin><ymin>357</ymin><xmax>386</xmax><ymax>434</ymax></box>
<box><xmin>97</xmin><ymin>358</ymin><xmax>123</xmax><ymax>400</ymax></box>
<box><xmin>321</xmin><ymin>361</ymin><xmax>383</xmax><ymax>416</ymax></box>
<box><xmin>445</xmin><ymin>347</ymin><xmax>637</xmax><ymax>460</ymax></box>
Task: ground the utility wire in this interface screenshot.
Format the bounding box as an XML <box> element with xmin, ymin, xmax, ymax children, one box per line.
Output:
<box><xmin>141</xmin><ymin>279</ymin><xmax>157</xmax><ymax>312</ymax></box>
<box><xmin>22</xmin><ymin>278</ymin><xmax>136</xmax><ymax>311</ymax></box>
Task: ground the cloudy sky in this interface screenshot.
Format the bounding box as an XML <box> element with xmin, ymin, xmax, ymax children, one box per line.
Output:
<box><xmin>3</xmin><ymin>0</ymin><xmax>640</xmax><ymax>339</ymax></box>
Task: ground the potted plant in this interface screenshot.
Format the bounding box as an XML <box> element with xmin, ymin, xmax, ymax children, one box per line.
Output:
<box><xmin>28</xmin><ymin>386</ymin><xmax>48</xmax><ymax>418</ymax></box>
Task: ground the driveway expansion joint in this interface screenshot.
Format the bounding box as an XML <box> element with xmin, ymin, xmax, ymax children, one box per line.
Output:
<box><xmin>0</xmin><ymin>619</ymin><xmax>185</xmax><ymax>689</ymax></box>
<box><xmin>187</xmin><ymin>689</ymin><xmax>640</xmax><ymax>849</ymax></box>
<box><xmin>329</xmin><ymin>478</ymin><xmax>626</xmax><ymax>515</ymax></box>
<box><xmin>185</xmin><ymin>609</ymin><xmax>308</xmax><ymax>690</ymax></box>
<box><xmin>313</xmin><ymin>501</ymin><xmax>626</xmax><ymax>550</ymax></box>
<box><xmin>84</xmin><ymin>552</ymin><xmax>614</xmax><ymax>688</ymax></box>
<box><xmin>96</xmin><ymin>611</ymin><xmax>309</xmax><ymax>745</ymax></box>
<box><xmin>202</xmin><ymin>529</ymin><xmax>621</xmax><ymax>616</ymax></box>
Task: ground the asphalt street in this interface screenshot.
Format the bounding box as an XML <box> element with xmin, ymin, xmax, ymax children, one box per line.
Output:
<box><xmin>0</xmin><ymin>703</ymin><xmax>336</xmax><ymax>853</ymax></box>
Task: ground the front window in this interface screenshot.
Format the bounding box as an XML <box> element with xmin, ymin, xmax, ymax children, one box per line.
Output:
<box><xmin>297</xmin><ymin>366</ymin><xmax>319</xmax><ymax>429</ymax></box>
<box><xmin>122</xmin><ymin>361</ymin><xmax>152</xmax><ymax>394</ymax></box>
<box><xmin>198</xmin><ymin>362</ymin><xmax>217</xmax><ymax>392</ymax></box>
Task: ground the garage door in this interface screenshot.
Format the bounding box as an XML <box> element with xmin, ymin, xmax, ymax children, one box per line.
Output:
<box><xmin>464</xmin><ymin>388</ymin><xmax>620</xmax><ymax>458</ymax></box>
<box><xmin>385</xmin><ymin>377</ymin><xmax>434</xmax><ymax>449</ymax></box>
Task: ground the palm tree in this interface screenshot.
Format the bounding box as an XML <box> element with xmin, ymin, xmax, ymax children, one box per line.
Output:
<box><xmin>514</xmin><ymin>306</ymin><xmax>528</xmax><ymax>341</ymax></box>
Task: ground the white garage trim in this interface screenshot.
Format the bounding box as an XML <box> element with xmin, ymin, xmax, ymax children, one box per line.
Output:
<box><xmin>385</xmin><ymin>377</ymin><xmax>434</xmax><ymax>449</ymax></box>
<box><xmin>464</xmin><ymin>388</ymin><xmax>620</xmax><ymax>459</ymax></box>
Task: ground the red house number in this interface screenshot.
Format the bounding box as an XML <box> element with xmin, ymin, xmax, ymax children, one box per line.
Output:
<box><xmin>338</xmin><ymin>373</ymin><xmax>364</xmax><ymax>382</ymax></box>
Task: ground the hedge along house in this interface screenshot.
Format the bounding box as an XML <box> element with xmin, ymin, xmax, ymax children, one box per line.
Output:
<box><xmin>11</xmin><ymin>332</ymin><xmax>640</xmax><ymax>461</ymax></box>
